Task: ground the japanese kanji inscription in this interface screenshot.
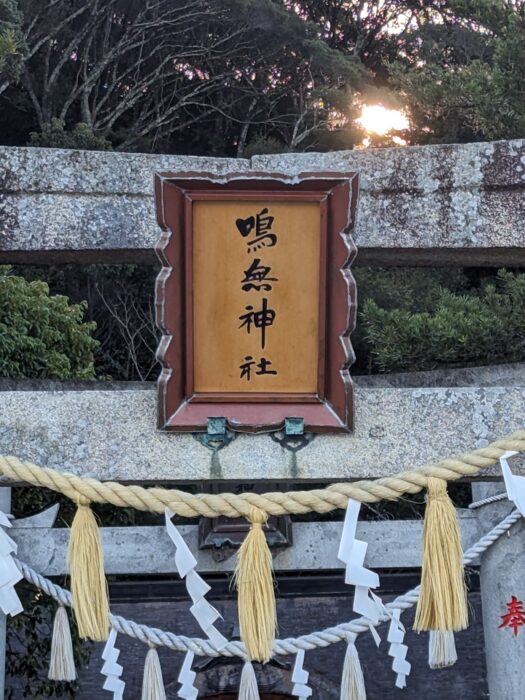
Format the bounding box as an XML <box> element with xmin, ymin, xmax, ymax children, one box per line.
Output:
<box><xmin>155</xmin><ymin>172</ymin><xmax>359</xmax><ymax>432</ymax></box>
<box><xmin>499</xmin><ymin>596</ymin><xmax>525</xmax><ymax>636</ymax></box>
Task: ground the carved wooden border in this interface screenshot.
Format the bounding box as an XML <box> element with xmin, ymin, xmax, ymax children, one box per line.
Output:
<box><xmin>155</xmin><ymin>171</ymin><xmax>358</xmax><ymax>433</ymax></box>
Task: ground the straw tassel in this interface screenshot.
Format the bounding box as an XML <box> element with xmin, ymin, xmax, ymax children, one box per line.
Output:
<box><xmin>48</xmin><ymin>605</ymin><xmax>76</xmax><ymax>681</ymax></box>
<box><xmin>340</xmin><ymin>634</ymin><xmax>366</xmax><ymax>700</ymax></box>
<box><xmin>428</xmin><ymin>630</ymin><xmax>458</xmax><ymax>669</ymax></box>
<box><xmin>234</xmin><ymin>507</ymin><xmax>276</xmax><ymax>663</ymax></box>
<box><xmin>142</xmin><ymin>647</ymin><xmax>166</xmax><ymax>700</ymax></box>
<box><xmin>67</xmin><ymin>498</ymin><xmax>109</xmax><ymax>641</ymax></box>
<box><xmin>413</xmin><ymin>477</ymin><xmax>468</xmax><ymax>632</ymax></box>
<box><xmin>238</xmin><ymin>661</ymin><xmax>260</xmax><ymax>700</ymax></box>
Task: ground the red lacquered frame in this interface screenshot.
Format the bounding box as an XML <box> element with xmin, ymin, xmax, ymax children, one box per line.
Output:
<box><xmin>154</xmin><ymin>171</ymin><xmax>359</xmax><ymax>433</ymax></box>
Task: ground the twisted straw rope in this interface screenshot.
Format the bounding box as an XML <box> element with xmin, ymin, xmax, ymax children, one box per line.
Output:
<box><xmin>1</xmin><ymin>430</ymin><xmax>524</xmax><ymax>518</ymax></box>
<box><xmin>15</xmin><ymin>509</ymin><xmax>522</xmax><ymax>657</ymax></box>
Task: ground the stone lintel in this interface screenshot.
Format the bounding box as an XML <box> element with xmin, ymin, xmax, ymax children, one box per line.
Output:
<box><xmin>11</xmin><ymin>511</ymin><xmax>481</xmax><ymax>575</ymax></box>
<box><xmin>2</xmin><ymin>139</ymin><xmax>525</xmax><ymax>265</ymax></box>
<box><xmin>0</xmin><ymin>386</ymin><xmax>523</xmax><ymax>481</ymax></box>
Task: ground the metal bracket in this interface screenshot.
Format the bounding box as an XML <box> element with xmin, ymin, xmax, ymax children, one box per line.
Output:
<box><xmin>207</xmin><ymin>417</ymin><xmax>226</xmax><ymax>436</ymax></box>
<box><xmin>194</xmin><ymin>415</ymin><xmax>313</xmax><ymax>454</ymax></box>
<box><xmin>270</xmin><ymin>417</ymin><xmax>315</xmax><ymax>453</ymax></box>
<box><xmin>193</xmin><ymin>417</ymin><xmax>236</xmax><ymax>452</ymax></box>
<box><xmin>285</xmin><ymin>417</ymin><xmax>304</xmax><ymax>436</ymax></box>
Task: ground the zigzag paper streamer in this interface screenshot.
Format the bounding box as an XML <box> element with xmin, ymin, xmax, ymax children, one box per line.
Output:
<box><xmin>499</xmin><ymin>450</ymin><xmax>525</xmax><ymax>516</ymax></box>
<box><xmin>387</xmin><ymin>608</ymin><xmax>411</xmax><ymax>689</ymax></box>
<box><xmin>0</xmin><ymin>511</ymin><xmax>23</xmax><ymax>617</ymax></box>
<box><xmin>165</xmin><ymin>509</ymin><xmax>228</xmax><ymax>650</ymax></box>
<box><xmin>338</xmin><ymin>499</ymin><xmax>386</xmax><ymax>643</ymax></box>
<box><xmin>101</xmin><ymin>628</ymin><xmax>125</xmax><ymax>699</ymax></box>
<box><xmin>177</xmin><ymin>650</ymin><xmax>198</xmax><ymax>700</ymax></box>
<box><xmin>291</xmin><ymin>649</ymin><xmax>312</xmax><ymax>699</ymax></box>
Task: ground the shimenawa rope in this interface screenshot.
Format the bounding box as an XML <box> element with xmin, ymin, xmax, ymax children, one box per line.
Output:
<box><xmin>14</xmin><ymin>509</ymin><xmax>522</xmax><ymax>658</ymax></box>
<box><xmin>0</xmin><ymin>430</ymin><xmax>524</xmax><ymax>518</ymax></box>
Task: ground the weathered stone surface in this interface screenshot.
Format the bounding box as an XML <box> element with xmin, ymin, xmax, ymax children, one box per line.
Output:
<box><xmin>0</xmin><ymin>385</ymin><xmax>523</xmax><ymax>480</ymax></box>
<box><xmin>357</xmin><ymin>361</ymin><xmax>525</xmax><ymax>388</ymax></box>
<box><xmin>0</xmin><ymin>147</ymin><xmax>250</xmax><ymax>260</ymax></box>
<box><xmin>0</xmin><ymin>147</ymin><xmax>248</xmax><ymax>195</ymax></box>
<box><xmin>11</xmin><ymin>511</ymin><xmax>480</xmax><ymax>575</ymax></box>
<box><xmin>473</xmin><ymin>483</ymin><xmax>525</xmax><ymax>700</ymax></box>
<box><xmin>1</xmin><ymin>139</ymin><xmax>525</xmax><ymax>263</ymax></box>
<box><xmin>253</xmin><ymin>139</ymin><xmax>525</xmax><ymax>264</ymax></box>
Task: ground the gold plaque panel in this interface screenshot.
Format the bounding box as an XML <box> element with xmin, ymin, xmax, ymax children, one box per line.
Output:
<box><xmin>193</xmin><ymin>200</ymin><xmax>321</xmax><ymax>393</ymax></box>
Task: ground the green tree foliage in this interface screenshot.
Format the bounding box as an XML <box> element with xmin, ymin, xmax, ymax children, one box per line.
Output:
<box><xmin>16</xmin><ymin>263</ymin><xmax>525</xmax><ymax>381</ymax></box>
<box><xmin>0</xmin><ymin>267</ymin><xmax>99</xmax><ymax>697</ymax></box>
<box><xmin>352</xmin><ymin>267</ymin><xmax>468</xmax><ymax>372</ymax></box>
<box><xmin>360</xmin><ymin>269</ymin><xmax>525</xmax><ymax>372</ymax></box>
<box><xmin>4</xmin><ymin>0</ymin><xmax>525</xmax><ymax>150</ymax></box>
<box><xmin>243</xmin><ymin>134</ymin><xmax>287</xmax><ymax>157</ymax></box>
<box><xmin>389</xmin><ymin>1</ymin><xmax>525</xmax><ymax>143</ymax></box>
<box><xmin>0</xmin><ymin>25</ymin><xmax>16</xmax><ymax>69</ymax></box>
<box><xmin>0</xmin><ymin>0</ymin><xmax>370</xmax><ymax>154</ymax></box>
<box><xmin>0</xmin><ymin>266</ymin><xmax>98</xmax><ymax>379</ymax></box>
<box><xmin>29</xmin><ymin>118</ymin><xmax>112</xmax><ymax>151</ymax></box>
<box><xmin>17</xmin><ymin>264</ymin><xmax>159</xmax><ymax>381</ymax></box>
<box><xmin>2</xmin><ymin>1</ymin><xmax>525</xmax><ymax>150</ymax></box>
<box><xmin>0</xmin><ymin>0</ymin><xmax>22</xmax><ymax>85</ymax></box>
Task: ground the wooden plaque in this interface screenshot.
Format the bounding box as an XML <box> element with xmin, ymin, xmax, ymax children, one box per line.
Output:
<box><xmin>155</xmin><ymin>171</ymin><xmax>358</xmax><ymax>433</ymax></box>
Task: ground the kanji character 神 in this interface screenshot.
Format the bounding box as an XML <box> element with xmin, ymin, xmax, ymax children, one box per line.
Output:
<box><xmin>238</xmin><ymin>297</ymin><xmax>276</xmax><ymax>349</ymax></box>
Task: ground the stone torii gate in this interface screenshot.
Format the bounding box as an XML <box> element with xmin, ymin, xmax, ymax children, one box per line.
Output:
<box><xmin>1</xmin><ymin>139</ymin><xmax>525</xmax><ymax>697</ymax></box>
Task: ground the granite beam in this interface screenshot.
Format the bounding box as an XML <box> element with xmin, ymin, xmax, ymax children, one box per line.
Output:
<box><xmin>0</xmin><ymin>385</ymin><xmax>523</xmax><ymax>481</ymax></box>
<box><xmin>2</xmin><ymin>139</ymin><xmax>525</xmax><ymax>265</ymax></box>
<box><xmin>11</xmin><ymin>511</ymin><xmax>481</xmax><ymax>575</ymax></box>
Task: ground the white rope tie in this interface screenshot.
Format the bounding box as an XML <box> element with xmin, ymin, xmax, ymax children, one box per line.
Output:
<box><xmin>469</xmin><ymin>493</ymin><xmax>508</xmax><ymax>509</ymax></box>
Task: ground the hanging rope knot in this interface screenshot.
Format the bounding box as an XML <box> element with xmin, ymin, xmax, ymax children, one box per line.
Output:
<box><xmin>415</xmin><ymin>475</ymin><xmax>468</xmax><ymax>633</ymax></box>
<box><xmin>425</xmin><ymin>477</ymin><xmax>449</xmax><ymax>502</ymax></box>
<box><xmin>247</xmin><ymin>506</ymin><xmax>267</xmax><ymax>528</ymax></box>
<box><xmin>345</xmin><ymin>631</ymin><xmax>357</xmax><ymax>644</ymax></box>
<box><xmin>75</xmin><ymin>494</ymin><xmax>90</xmax><ymax>508</ymax></box>
<box><xmin>68</xmin><ymin>495</ymin><xmax>109</xmax><ymax>641</ymax></box>
<box><xmin>235</xmin><ymin>505</ymin><xmax>275</xmax><ymax>663</ymax></box>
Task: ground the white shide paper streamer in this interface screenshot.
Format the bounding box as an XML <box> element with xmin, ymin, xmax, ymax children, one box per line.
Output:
<box><xmin>101</xmin><ymin>628</ymin><xmax>125</xmax><ymax>699</ymax></box>
<box><xmin>177</xmin><ymin>650</ymin><xmax>198</xmax><ymax>700</ymax></box>
<box><xmin>165</xmin><ymin>509</ymin><xmax>228</xmax><ymax>650</ymax></box>
<box><xmin>338</xmin><ymin>499</ymin><xmax>387</xmax><ymax>645</ymax></box>
<box><xmin>387</xmin><ymin>608</ymin><xmax>411</xmax><ymax>689</ymax></box>
<box><xmin>0</xmin><ymin>510</ymin><xmax>23</xmax><ymax>617</ymax></box>
<box><xmin>499</xmin><ymin>451</ymin><xmax>525</xmax><ymax>516</ymax></box>
<box><xmin>291</xmin><ymin>649</ymin><xmax>312</xmax><ymax>699</ymax></box>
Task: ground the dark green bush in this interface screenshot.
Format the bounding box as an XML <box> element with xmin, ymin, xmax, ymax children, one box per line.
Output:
<box><xmin>1</xmin><ymin>267</ymin><xmax>99</xmax><ymax>697</ymax></box>
<box><xmin>361</xmin><ymin>269</ymin><xmax>525</xmax><ymax>373</ymax></box>
<box><xmin>15</xmin><ymin>264</ymin><xmax>159</xmax><ymax>381</ymax></box>
<box><xmin>352</xmin><ymin>267</ymin><xmax>469</xmax><ymax>373</ymax></box>
<box><xmin>0</xmin><ymin>266</ymin><xmax>98</xmax><ymax>379</ymax></box>
<box><xmin>29</xmin><ymin>119</ymin><xmax>112</xmax><ymax>151</ymax></box>
<box><xmin>243</xmin><ymin>134</ymin><xmax>286</xmax><ymax>157</ymax></box>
